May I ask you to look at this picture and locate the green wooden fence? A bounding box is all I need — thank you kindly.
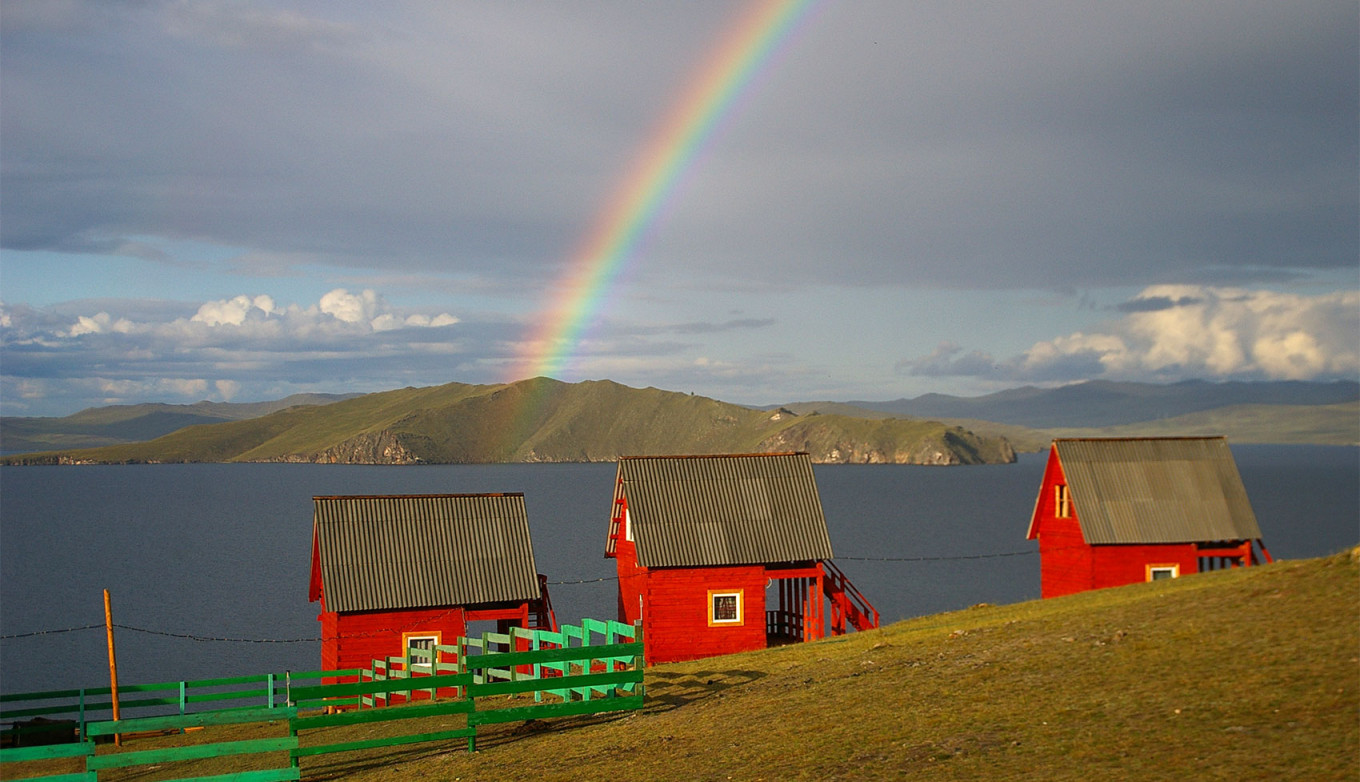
[0,619,642,781]
[0,669,361,742]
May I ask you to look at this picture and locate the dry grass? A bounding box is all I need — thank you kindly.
[10,550,1357,781]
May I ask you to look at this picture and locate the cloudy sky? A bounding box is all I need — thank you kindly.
[2,0,1356,417]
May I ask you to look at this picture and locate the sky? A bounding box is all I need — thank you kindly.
[1,0,1356,418]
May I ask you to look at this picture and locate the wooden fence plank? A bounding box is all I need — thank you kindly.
[12,772,96,782]
[462,641,640,669]
[84,706,296,736]
[169,768,300,782]
[85,737,298,771]
[289,672,469,702]
[468,694,644,726]
[0,704,97,719]
[468,669,640,699]
[290,728,475,759]
[290,700,473,732]
[0,740,94,762]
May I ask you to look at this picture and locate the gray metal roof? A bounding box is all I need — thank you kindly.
[608,452,834,568]
[1052,437,1262,545]
[312,493,541,613]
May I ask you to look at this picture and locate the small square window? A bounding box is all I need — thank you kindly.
[402,633,440,671]
[708,590,743,626]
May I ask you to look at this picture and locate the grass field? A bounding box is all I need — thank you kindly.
[10,549,1356,781]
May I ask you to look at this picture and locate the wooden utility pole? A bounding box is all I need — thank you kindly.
[103,589,121,746]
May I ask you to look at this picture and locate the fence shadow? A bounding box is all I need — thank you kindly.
[642,669,766,713]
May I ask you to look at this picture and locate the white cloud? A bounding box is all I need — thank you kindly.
[1086,286,1359,380]
[215,379,241,400]
[66,312,134,336]
[318,288,382,325]
[0,289,470,414]
[905,286,1360,383]
[405,313,461,328]
[191,294,276,326]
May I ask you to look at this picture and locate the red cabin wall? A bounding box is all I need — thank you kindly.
[1035,521,1094,598]
[1030,448,1096,598]
[1031,445,1203,597]
[1090,543,1199,589]
[640,565,768,665]
[611,499,647,628]
[611,497,771,664]
[320,605,468,674]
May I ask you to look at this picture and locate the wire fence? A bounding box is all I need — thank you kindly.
[0,547,1039,643]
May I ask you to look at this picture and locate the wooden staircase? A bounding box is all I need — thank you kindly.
[529,573,559,632]
[822,559,879,635]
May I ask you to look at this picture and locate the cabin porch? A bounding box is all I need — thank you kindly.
[1197,539,1274,572]
[765,560,879,646]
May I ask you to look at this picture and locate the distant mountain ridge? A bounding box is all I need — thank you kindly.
[4,378,1354,462]
[0,393,359,454]
[833,379,1360,429]
[0,379,1016,466]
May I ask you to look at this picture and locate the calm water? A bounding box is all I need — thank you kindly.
[1,446,1355,694]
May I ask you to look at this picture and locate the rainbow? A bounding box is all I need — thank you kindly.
[504,0,819,383]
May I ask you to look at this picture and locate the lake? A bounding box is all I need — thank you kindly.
[1,445,1355,694]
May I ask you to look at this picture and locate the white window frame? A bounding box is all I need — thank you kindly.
[708,590,743,626]
[624,508,633,542]
[402,632,441,672]
[1146,564,1179,582]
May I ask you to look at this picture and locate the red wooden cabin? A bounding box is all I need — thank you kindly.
[309,493,556,674]
[1027,437,1271,599]
[604,452,878,665]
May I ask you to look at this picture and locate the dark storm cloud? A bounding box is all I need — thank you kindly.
[2,1,1353,292]
[1114,295,1204,314]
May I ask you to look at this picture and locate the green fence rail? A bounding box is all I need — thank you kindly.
[0,668,363,742]
[0,619,642,780]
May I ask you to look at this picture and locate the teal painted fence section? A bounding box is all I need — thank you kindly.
[0,619,642,779]
[0,668,363,741]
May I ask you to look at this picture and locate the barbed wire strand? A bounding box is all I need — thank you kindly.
[0,548,1046,643]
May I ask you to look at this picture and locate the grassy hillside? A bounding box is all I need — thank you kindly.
[851,379,1360,429]
[782,399,1360,451]
[0,378,1015,466]
[1049,400,1360,446]
[27,550,1354,781]
[0,394,355,454]
[333,549,1360,780]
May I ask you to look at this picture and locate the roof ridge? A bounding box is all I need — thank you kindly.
[617,451,808,461]
[1053,436,1226,443]
[313,492,524,500]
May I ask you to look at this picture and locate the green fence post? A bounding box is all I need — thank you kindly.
[289,702,300,773]
[179,680,187,718]
[267,673,275,709]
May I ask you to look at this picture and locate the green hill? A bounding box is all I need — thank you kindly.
[0,393,356,454]
[1048,400,1360,446]
[20,550,1352,780]
[345,549,1360,780]
[0,378,1016,466]
[780,398,1360,451]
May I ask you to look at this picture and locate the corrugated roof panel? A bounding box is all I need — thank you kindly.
[614,453,834,568]
[312,493,541,613]
[1055,438,1261,545]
